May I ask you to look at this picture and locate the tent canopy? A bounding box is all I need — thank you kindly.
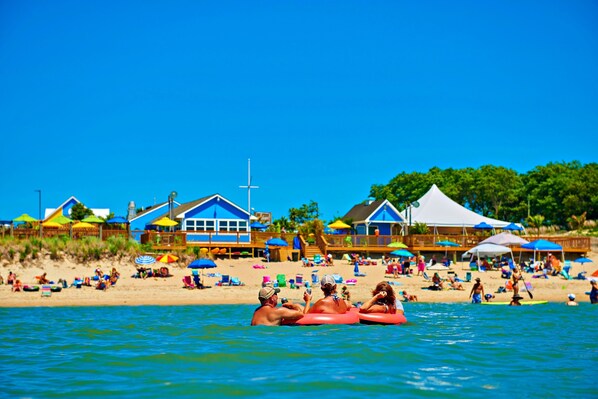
[521,239,562,251]
[401,184,523,228]
[479,232,529,246]
[463,243,512,258]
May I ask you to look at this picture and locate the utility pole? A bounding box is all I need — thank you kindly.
[239,159,259,215]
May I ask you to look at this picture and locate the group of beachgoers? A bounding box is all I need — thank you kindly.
[1,267,122,292]
[251,275,415,326]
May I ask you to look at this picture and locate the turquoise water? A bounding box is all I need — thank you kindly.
[1,304,596,398]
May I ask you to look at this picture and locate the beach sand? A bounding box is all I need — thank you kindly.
[1,251,597,307]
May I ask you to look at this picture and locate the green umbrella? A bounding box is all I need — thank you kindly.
[52,215,73,224]
[387,241,408,248]
[82,215,104,224]
[13,213,37,223]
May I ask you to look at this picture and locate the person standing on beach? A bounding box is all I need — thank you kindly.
[308,275,351,314]
[589,279,598,304]
[469,278,486,303]
[251,286,311,326]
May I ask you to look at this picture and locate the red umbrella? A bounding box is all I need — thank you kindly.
[157,254,179,263]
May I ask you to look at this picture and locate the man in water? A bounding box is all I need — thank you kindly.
[566,293,578,306]
[308,275,351,314]
[469,277,487,304]
[251,286,311,326]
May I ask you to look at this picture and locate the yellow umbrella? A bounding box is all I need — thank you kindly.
[387,241,408,248]
[153,217,178,227]
[72,222,96,229]
[42,221,62,228]
[328,220,351,229]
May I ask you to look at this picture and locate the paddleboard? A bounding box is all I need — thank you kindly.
[481,301,548,306]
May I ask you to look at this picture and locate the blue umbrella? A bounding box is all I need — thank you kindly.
[187,259,217,269]
[435,240,461,247]
[107,216,129,224]
[502,222,523,231]
[574,257,593,264]
[473,222,494,230]
[250,222,268,230]
[265,238,288,247]
[521,239,562,251]
[390,249,414,257]
[135,255,156,265]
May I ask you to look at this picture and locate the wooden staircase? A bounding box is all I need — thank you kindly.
[303,245,322,260]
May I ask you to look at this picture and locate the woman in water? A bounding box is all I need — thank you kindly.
[360,281,404,315]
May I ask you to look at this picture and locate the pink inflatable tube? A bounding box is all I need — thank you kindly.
[282,311,360,326]
[357,311,407,325]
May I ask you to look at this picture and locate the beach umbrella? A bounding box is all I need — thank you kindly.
[107,216,129,224]
[82,215,104,224]
[328,220,351,230]
[72,222,96,229]
[13,213,37,223]
[387,241,408,248]
[52,215,73,224]
[502,222,523,231]
[473,222,494,230]
[574,257,593,264]
[390,249,414,258]
[435,240,461,247]
[135,255,156,265]
[265,238,288,247]
[250,222,268,230]
[188,258,217,285]
[153,217,178,227]
[157,254,179,263]
[41,221,62,228]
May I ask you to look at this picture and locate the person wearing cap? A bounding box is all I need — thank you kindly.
[566,294,578,306]
[469,277,487,304]
[509,295,523,306]
[251,286,311,326]
[308,275,351,314]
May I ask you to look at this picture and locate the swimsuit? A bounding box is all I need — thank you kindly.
[471,293,482,304]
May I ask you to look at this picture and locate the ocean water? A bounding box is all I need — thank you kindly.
[0,303,596,399]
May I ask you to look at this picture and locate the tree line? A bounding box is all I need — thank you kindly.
[369,161,597,228]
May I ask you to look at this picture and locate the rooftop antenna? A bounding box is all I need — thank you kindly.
[239,158,259,215]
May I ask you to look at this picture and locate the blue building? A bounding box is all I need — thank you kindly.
[147,194,251,244]
[128,201,180,241]
[343,199,404,235]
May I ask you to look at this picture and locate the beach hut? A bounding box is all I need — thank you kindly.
[343,199,404,237]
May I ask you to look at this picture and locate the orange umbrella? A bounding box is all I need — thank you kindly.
[156,254,179,263]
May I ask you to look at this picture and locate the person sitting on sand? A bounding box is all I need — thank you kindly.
[469,278,486,304]
[432,273,444,289]
[251,286,311,326]
[566,293,578,306]
[448,275,464,291]
[12,279,23,292]
[109,268,120,285]
[37,272,50,284]
[308,275,351,314]
[360,281,404,315]
[96,279,108,291]
[341,285,351,302]
[402,290,418,302]
[509,294,523,306]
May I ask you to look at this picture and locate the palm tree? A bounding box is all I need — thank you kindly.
[526,214,545,237]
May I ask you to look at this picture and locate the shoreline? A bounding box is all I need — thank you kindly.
[1,255,596,308]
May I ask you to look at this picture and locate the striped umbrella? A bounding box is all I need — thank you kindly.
[135,255,156,265]
[157,254,179,264]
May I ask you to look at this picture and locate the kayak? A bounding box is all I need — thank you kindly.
[481,301,548,306]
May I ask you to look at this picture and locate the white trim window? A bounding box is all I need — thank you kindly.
[218,220,249,232]
[185,219,215,232]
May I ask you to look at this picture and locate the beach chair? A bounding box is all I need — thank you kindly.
[262,275,271,286]
[276,274,287,288]
[182,276,195,289]
[219,275,231,286]
[295,274,304,288]
[385,264,394,275]
[342,254,352,264]
[231,277,243,286]
[311,273,319,285]
[332,274,343,284]
[465,272,472,282]
[41,285,52,297]
[313,254,323,265]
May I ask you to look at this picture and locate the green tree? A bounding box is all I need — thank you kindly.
[526,214,545,236]
[70,203,93,221]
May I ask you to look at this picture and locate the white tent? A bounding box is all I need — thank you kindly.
[463,243,513,258]
[479,232,529,246]
[401,184,523,231]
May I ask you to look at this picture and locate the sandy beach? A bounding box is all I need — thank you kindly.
[1,251,597,307]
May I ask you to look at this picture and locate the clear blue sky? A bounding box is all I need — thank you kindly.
[1,0,597,222]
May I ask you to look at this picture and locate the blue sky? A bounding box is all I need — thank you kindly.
[1,0,597,222]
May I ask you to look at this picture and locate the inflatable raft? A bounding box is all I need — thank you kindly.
[282,311,360,326]
[481,301,548,306]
